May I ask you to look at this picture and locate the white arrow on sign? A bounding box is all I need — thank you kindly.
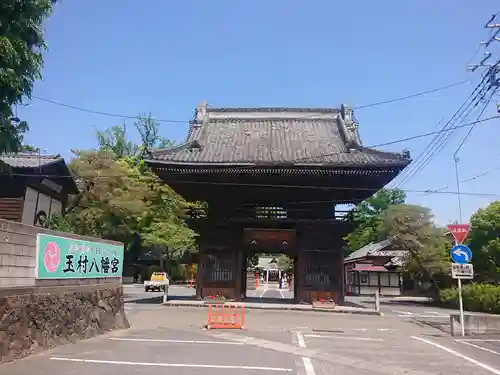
[453,248,470,262]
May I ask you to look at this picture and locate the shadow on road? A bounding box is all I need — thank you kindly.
[125,295,163,304]
[357,299,437,307]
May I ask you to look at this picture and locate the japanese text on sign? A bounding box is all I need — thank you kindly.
[451,263,474,280]
[36,234,124,279]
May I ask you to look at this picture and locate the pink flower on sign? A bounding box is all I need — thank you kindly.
[43,241,61,273]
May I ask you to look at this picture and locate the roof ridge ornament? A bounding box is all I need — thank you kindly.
[194,101,209,126]
[338,104,362,151]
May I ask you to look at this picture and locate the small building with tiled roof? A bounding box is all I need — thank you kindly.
[344,240,409,296]
[0,153,78,225]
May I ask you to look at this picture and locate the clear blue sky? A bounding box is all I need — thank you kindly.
[18,0,500,225]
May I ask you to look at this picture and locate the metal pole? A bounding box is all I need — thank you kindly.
[374,290,380,313]
[458,277,465,336]
[454,156,463,223]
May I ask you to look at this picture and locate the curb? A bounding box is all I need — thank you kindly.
[162,302,383,316]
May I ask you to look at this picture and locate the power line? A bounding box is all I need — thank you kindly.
[2,172,499,198]
[30,79,470,123]
[395,79,490,187]
[352,80,469,110]
[286,115,500,164]
[423,164,500,195]
[393,76,491,188]
[31,96,189,124]
[454,89,496,157]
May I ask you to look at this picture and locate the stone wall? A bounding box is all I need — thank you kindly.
[0,283,129,363]
[0,219,129,363]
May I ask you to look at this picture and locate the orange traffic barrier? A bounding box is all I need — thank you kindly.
[206,303,245,330]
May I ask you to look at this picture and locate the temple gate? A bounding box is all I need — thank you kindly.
[146,103,410,304]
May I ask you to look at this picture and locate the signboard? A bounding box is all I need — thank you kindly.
[243,229,296,246]
[36,234,124,279]
[450,244,472,264]
[447,224,470,244]
[451,263,474,280]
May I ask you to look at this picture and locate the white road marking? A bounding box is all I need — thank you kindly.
[354,328,367,331]
[50,357,292,372]
[259,287,268,298]
[458,341,500,355]
[394,310,414,315]
[457,339,500,342]
[296,332,307,348]
[279,289,284,299]
[411,336,500,375]
[425,310,448,315]
[109,338,244,345]
[397,314,448,318]
[302,357,316,375]
[305,334,383,342]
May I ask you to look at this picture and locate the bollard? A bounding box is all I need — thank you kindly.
[163,284,169,303]
[374,290,380,313]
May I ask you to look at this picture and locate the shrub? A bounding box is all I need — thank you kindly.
[440,283,500,314]
[147,265,161,277]
[168,263,188,282]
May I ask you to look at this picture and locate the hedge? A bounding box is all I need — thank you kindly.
[440,283,500,314]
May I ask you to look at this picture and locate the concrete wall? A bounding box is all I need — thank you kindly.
[450,312,500,336]
[0,218,122,287]
[0,219,128,363]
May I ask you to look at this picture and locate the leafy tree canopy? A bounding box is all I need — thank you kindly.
[96,113,175,159]
[0,0,55,152]
[378,204,449,294]
[468,201,500,282]
[45,114,202,260]
[345,188,406,251]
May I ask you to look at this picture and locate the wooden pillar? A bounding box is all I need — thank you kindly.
[234,248,243,301]
[294,250,304,303]
[338,249,345,304]
[195,249,205,299]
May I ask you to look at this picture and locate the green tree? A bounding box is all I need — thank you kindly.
[96,114,175,159]
[378,204,449,296]
[468,201,500,282]
[96,123,138,158]
[0,0,55,152]
[277,254,293,273]
[345,188,406,251]
[45,150,201,258]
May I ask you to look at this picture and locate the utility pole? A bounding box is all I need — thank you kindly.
[460,14,500,219]
[467,13,500,88]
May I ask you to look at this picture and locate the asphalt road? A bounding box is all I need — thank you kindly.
[4,305,500,375]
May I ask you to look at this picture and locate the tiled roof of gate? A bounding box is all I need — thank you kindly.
[148,105,411,167]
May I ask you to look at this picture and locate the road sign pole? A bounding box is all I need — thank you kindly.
[457,277,465,336]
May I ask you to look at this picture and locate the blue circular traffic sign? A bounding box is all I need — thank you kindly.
[450,244,472,264]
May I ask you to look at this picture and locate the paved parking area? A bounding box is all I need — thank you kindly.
[2,327,297,374]
[2,306,500,375]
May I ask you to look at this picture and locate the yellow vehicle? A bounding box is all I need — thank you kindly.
[144,272,169,292]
